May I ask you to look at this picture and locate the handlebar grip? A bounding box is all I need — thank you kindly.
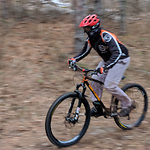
[69,62,77,71]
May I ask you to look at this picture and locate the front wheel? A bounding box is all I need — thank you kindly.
[113,83,148,130]
[45,92,91,147]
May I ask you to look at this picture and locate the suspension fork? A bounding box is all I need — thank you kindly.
[68,98,76,116]
[66,96,81,124]
[66,83,86,123]
[74,83,86,121]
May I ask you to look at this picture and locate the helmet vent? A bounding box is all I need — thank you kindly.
[79,14,100,28]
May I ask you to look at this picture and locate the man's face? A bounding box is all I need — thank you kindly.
[83,26,92,34]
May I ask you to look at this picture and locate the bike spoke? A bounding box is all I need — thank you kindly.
[119,87,144,126]
[113,83,148,130]
[50,97,86,142]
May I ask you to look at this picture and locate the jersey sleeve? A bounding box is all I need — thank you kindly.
[73,39,92,62]
[101,32,122,69]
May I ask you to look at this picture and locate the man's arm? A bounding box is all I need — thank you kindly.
[73,39,92,62]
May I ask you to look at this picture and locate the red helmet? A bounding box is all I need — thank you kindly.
[79,14,100,28]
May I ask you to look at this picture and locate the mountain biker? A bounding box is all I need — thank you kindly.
[68,14,135,117]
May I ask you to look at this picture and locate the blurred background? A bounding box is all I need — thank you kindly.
[0,0,150,150]
[0,0,150,52]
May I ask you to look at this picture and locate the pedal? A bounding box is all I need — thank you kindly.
[93,113,104,118]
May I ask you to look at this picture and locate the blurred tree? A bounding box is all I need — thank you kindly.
[131,0,140,16]
[73,0,86,53]
[120,0,126,35]
[0,0,10,69]
[1,0,9,19]
[134,0,140,15]
[86,0,103,25]
[85,0,102,15]
[94,0,103,25]
[73,0,103,53]
[13,0,29,20]
[35,0,42,20]
[127,0,140,16]
[86,0,93,14]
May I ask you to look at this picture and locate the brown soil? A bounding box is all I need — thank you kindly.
[0,18,150,150]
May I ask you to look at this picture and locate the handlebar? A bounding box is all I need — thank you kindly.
[69,62,104,85]
[69,62,98,75]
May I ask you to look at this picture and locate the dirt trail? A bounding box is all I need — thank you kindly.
[0,19,150,150]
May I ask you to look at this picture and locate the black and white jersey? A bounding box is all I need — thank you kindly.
[73,28,129,69]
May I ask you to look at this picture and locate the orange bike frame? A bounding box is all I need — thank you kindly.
[81,75,106,109]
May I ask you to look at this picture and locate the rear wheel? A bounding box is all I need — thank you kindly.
[45,92,91,147]
[113,83,148,130]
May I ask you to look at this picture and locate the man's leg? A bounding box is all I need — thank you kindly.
[104,57,132,109]
[90,60,107,117]
[90,60,107,101]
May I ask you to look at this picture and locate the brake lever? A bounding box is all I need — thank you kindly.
[69,62,77,71]
[69,62,74,68]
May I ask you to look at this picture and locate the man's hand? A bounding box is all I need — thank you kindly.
[68,58,76,67]
[97,67,107,74]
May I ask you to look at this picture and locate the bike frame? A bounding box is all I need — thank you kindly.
[76,73,107,110]
[68,64,111,122]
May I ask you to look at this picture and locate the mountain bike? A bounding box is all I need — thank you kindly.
[45,63,148,147]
